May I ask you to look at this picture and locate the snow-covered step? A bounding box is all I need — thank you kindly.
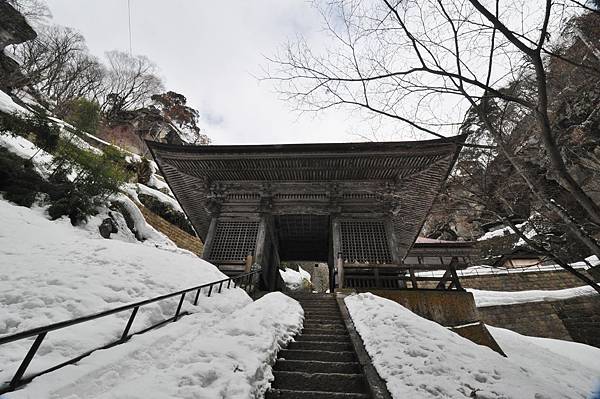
[289,340,354,351]
[279,349,357,362]
[266,389,370,399]
[274,359,361,374]
[296,334,351,342]
[301,327,348,336]
[268,293,375,397]
[271,371,367,393]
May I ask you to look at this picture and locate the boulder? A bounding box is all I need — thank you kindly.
[98,217,118,239]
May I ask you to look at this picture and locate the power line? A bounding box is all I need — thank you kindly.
[127,0,132,55]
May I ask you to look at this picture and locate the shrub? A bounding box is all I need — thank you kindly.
[137,193,195,235]
[46,142,133,224]
[0,148,48,207]
[0,111,61,153]
[61,98,101,134]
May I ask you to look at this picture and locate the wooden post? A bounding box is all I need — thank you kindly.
[337,254,345,289]
[331,217,342,289]
[254,216,270,289]
[244,254,253,273]
[384,218,402,264]
[201,217,218,261]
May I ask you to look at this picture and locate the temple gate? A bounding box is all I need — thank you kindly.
[147,137,464,291]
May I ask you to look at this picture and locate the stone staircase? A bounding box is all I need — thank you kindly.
[266,293,371,398]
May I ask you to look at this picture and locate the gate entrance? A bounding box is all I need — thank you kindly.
[147,137,464,290]
[275,214,329,262]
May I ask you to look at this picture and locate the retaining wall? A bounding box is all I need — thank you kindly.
[458,269,590,291]
[138,204,204,256]
[478,294,600,348]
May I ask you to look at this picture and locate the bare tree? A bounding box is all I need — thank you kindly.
[6,0,51,26]
[102,50,164,117]
[15,25,106,113]
[266,0,600,260]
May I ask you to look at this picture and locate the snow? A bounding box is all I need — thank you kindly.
[0,132,54,176]
[469,285,600,307]
[345,293,600,399]
[279,266,312,291]
[125,182,183,213]
[488,326,600,374]
[5,292,303,399]
[0,90,29,114]
[0,199,232,385]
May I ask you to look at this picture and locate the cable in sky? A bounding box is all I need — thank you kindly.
[127,0,133,55]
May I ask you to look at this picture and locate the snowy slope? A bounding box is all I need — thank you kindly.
[6,292,303,399]
[0,199,242,386]
[345,293,600,399]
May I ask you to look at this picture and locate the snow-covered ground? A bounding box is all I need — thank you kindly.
[6,292,303,399]
[0,199,302,396]
[0,90,28,114]
[345,293,600,399]
[469,285,599,307]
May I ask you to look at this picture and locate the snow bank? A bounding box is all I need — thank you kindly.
[0,90,28,114]
[470,285,599,307]
[345,293,600,399]
[488,326,600,375]
[0,199,237,384]
[7,292,303,399]
[279,266,311,291]
[0,132,54,176]
[123,182,183,213]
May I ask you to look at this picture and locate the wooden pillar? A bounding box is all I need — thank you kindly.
[331,217,342,289]
[384,218,402,264]
[201,217,218,261]
[254,216,268,267]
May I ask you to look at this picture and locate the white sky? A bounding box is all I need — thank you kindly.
[44,0,390,145]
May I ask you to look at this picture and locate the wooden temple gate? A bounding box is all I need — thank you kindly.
[147,137,465,291]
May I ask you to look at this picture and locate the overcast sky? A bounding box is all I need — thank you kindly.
[44,0,386,145]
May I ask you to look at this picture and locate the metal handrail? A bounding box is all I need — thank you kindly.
[0,269,261,393]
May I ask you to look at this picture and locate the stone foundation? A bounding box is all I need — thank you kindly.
[458,270,590,291]
[478,294,600,348]
[337,289,504,354]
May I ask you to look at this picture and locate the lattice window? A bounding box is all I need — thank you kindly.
[340,220,392,264]
[209,220,259,263]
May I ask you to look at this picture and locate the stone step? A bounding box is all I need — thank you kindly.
[302,308,341,313]
[265,389,370,399]
[303,310,341,315]
[288,293,336,298]
[305,316,345,323]
[289,341,354,352]
[278,349,356,362]
[271,371,367,393]
[301,328,348,336]
[296,334,351,342]
[274,359,361,374]
[303,322,346,330]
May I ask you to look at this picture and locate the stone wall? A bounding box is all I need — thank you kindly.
[478,294,600,348]
[458,269,589,291]
[138,204,204,256]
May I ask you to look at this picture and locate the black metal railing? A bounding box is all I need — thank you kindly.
[0,269,261,394]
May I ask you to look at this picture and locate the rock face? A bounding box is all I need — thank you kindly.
[0,0,36,91]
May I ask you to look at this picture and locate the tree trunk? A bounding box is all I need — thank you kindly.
[502,217,600,294]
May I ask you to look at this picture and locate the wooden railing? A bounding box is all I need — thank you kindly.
[337,255,464,291]
[0,269,261,394]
